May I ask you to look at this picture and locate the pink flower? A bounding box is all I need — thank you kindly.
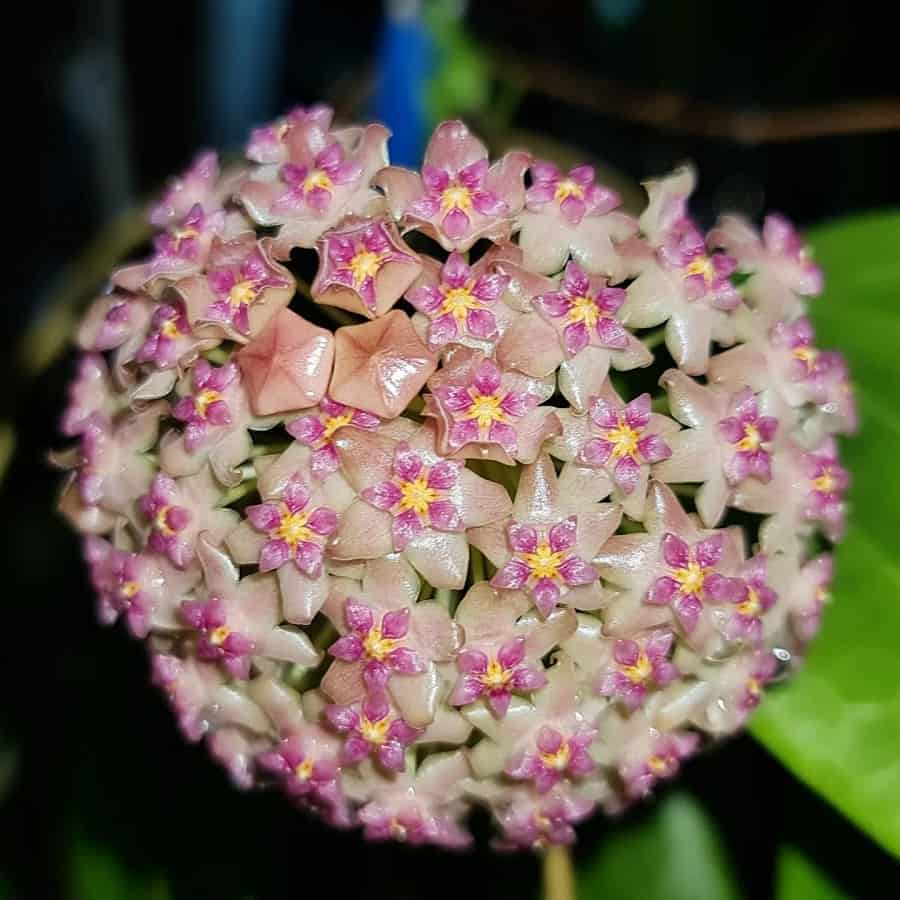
[60,354,121,438]
[376,120,529,251]
[135,303,193,369]
[450,638,547,718]
[150,653,225,741]
[505,724,596,793]
[331,425,511,589]
[801,438,849,541]
[325,693,421,772]
[596,631,679,709]
[171,360,240,452]
[494,787,594,850]
[740,651,779,712]
[245,473,338,576]
[149,151,220,228]
[552,380,678,518]
[256,733,341,801]
[621,730,700,799]
[286,397,380,481]
[788,554,833,643]
[719,555,778,645]
[273,141,363,215]
[492,517,598,618]
[240,119,389,255]
[717,388,779,485]
[201,241,292,336]
[407,250,510,350]
[245,104,333,164]
[426,350,560,464]
[535,261,629,357]
[139,474,191,565]
[312,217,422,318]
[76,292,154,355]
[360,442,463,550]
[623,167,741,374]
[526,162,620,226]
[181,596,257,679]
[328,598,425,683]
[647,532,745,633]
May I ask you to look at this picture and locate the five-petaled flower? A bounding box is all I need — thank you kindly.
[450,637,547,718]
[328,598,425,683]
[647,532,744,633]
[286,397,380,481]
[720,555,778,644]
[325,693,421,772]
[407,251,510,350]
[578,392,673,494]
[172,360,238,451]
[596,631,679,709]
[245,473,338,575]
[802,438,849,541]
[360,442,463,551]
[718,388,779,485]
[621,730,700,799]
[181,596,256,679]
[255,733,341,801]
[492,517,598,618]
[505,725,596,793]
[139,474,192,567]
[273,141,363,215]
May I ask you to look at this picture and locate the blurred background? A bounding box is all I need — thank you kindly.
[3,1,898,897]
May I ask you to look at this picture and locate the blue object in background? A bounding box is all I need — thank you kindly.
[373,0,435,166]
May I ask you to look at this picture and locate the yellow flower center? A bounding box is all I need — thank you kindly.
[684,256,715,285]
[606,420,640,460]
[623,652,653,684]
[441,286,480,322]
[120,581,140,599]
[303,169,333,194]
[390,818,408,841]
[322,411,354,440]
[440,184,473,213]
[815,586,830,605]
[554,179,584,202]
[736,422,762,451]
[154,506,175,536]
[362,626,399,662]
[209,625,231,645]
[349,249,383,285]
[398,475,439,517]
[160,319,180,339]
[737,587,762,617]
[228,280,258,308]
[481,658,513,690]
[540,741,571,771]
[674,561,706,595]
[792,346,818,370]
[465,391,507,429]
[275,509,313,547]
[647,754,671,775]
[172,226,199,248]
[746,677,762,699]
[194,389,221,418]
[567,295,600,329]
[812,470,836,493]
[524,542,567,580]
[359,715,390,745]
[294,759,314,781]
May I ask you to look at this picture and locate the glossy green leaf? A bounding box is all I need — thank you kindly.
[577,791,741,900]
[776,845,849,900]
[750,211,900,858]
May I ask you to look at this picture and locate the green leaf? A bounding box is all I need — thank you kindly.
[577,791,741,900]
[776,845,849,900]
[750,211,900,858]
[67,830,170,900]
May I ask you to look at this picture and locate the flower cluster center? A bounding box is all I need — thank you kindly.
[229,280,258,309]
[554,179,583,202]
[194,389,221,418]
[674,561,706,595]
[440,183,472,213]
[684,256,715,285]
[466,391,507,429]
[481,658,514,691]
[736,422,762,451]
[540,740,571,771]
[362,625,400,661]
[359,715,390,745]
[567,295,601,329]
[349,248,385,285]
[441,286,480,322]
[606,419,641,460]
[274,508,314,547]
[623,652,653,684]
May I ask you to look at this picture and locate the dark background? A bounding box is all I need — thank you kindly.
[3,1,898,897]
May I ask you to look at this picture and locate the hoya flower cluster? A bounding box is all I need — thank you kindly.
[56,107,855,850]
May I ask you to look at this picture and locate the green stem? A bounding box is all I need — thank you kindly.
[220,477,258,507]
[470,547,486,585]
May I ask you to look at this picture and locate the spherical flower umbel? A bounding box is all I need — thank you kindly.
[55,107,855,850]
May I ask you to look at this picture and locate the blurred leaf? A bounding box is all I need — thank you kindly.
[67,830,170,900]
[750,212,900,858]
[577,790,741,900]
[424,0,491,124]
[776,845,848,899]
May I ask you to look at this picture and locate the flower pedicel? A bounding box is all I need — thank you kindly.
[55,110,855,851]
